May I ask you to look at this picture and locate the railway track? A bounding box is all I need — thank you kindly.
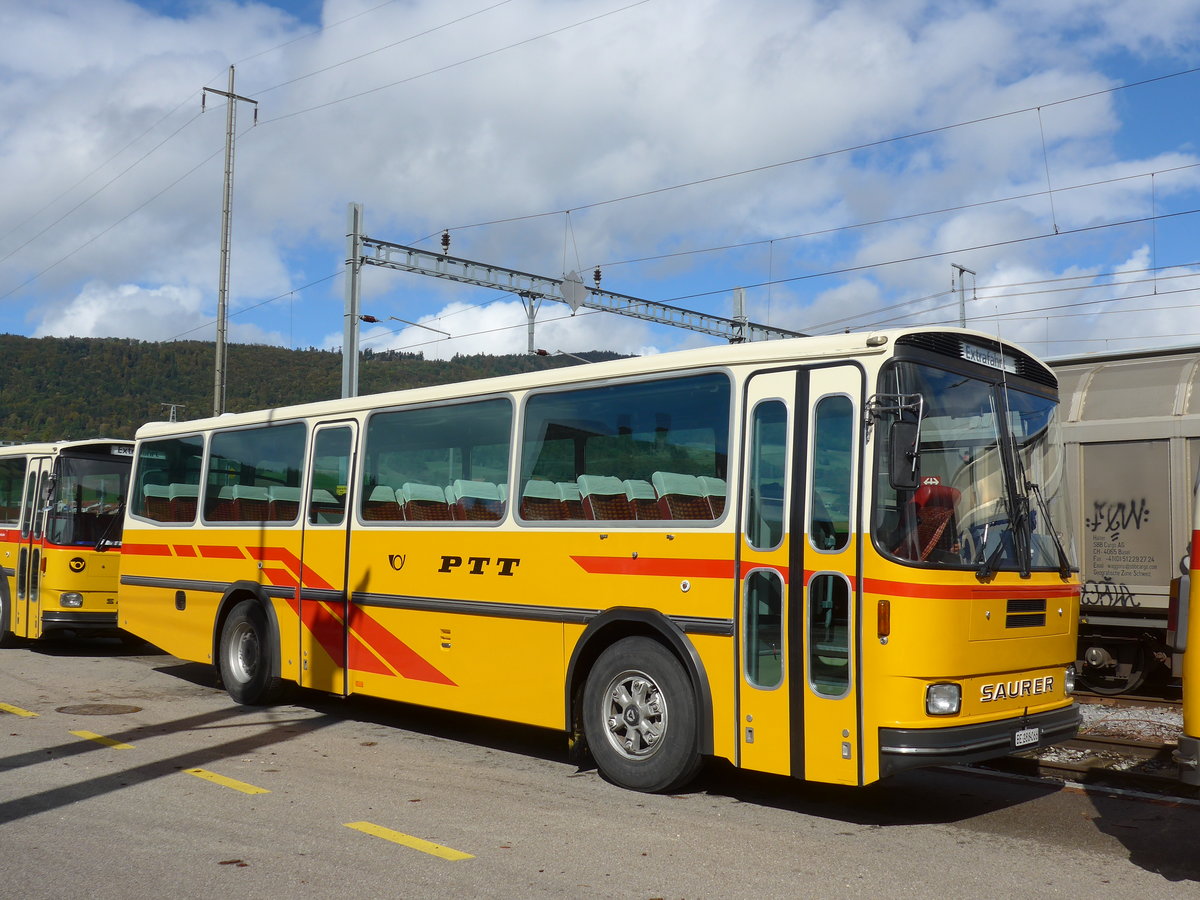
[973,693,1194,796]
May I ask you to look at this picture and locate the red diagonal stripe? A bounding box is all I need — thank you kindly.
[349,606,456,686]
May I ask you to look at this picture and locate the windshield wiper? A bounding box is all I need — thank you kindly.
[93,500,125,552]
[976,496,1026,581]
[1027,480,1075,579]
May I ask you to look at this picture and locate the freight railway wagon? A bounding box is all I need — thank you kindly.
[118,328,1079,792]
[0,439,133,644]
[1050,347,1200,694]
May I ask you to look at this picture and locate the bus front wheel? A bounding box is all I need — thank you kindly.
[218,600,285,705]
[0,591,15,648]
[582,636,702,793]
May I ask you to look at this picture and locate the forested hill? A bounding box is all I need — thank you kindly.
[0,334,625,442]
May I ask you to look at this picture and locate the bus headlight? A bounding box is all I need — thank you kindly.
[59,592,84,608]
[926,683,961,716]
[1064,664,1077,695]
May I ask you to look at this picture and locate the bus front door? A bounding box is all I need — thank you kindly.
[799,365,862,785]
[737,366,864,784]
[737,371,798,776]
[15,457,50,640]
[297,422,357,695]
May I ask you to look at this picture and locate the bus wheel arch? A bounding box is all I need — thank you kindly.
[214,583,287,705]
[567,609,712,792]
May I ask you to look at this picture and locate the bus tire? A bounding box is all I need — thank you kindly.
[218,600,286,705]
[0,590,15,648]
[582,636,702,793]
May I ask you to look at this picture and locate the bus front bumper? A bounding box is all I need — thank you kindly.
[41,611,119,634]
[879,704,1081,778]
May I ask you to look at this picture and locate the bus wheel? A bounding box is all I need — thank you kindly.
[218,600,285,705]
[582,636,702,793]
[0,592,15,648]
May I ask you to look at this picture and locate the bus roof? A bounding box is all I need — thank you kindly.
[0,438,133,457]
[134,326,1047,439]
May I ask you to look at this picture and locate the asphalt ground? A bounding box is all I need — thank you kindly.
[2,636,1199,898]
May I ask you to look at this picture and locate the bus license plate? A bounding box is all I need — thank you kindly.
[1014,727,1039,748]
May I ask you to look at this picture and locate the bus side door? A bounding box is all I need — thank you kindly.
[737,370,798,776]
[800,366,862,785]
[298,422,357,695]
[16,457,50,640]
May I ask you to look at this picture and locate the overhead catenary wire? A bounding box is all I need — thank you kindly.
[2,11,1196,355]
[425,65,1200,241]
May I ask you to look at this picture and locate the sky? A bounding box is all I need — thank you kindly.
[1,0,1198,367]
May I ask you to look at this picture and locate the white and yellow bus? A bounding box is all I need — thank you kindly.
[1177,470,1200,784]
[0,440,133,645]
[118,328,1079,791]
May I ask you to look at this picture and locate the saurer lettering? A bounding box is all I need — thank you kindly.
[979,676,1054,703]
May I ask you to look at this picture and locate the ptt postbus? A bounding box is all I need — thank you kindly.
[117,328,1080,791]
[0,439,133,645]
[1175,470,1199,785]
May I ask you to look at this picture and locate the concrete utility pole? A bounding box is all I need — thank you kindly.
[343,202,364,399]
[203,66,258,416]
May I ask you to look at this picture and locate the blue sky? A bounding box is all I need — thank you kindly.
[1,0,1198,365]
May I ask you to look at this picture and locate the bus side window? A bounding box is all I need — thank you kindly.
[308,427,352,525]
[203,424,305,524]
[519,373,731,523]
[0,457,25,526]
[131,436,205,523]
[746,400,787,550]
[362,398,513,525]
[810,395,853,552]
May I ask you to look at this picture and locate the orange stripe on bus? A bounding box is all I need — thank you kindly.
[122,543,173,556]
[860,577,1079,600]
[570,555,1074,601]
[571,555,739,580]
[173,545,197,557]
[199,545,245,559]
[246,546,333,591]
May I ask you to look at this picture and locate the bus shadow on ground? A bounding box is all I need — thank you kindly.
[1088,791,1200,883]
[689,761,1062,826]
[300,690,569,765]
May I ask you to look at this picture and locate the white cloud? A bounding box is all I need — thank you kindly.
[33,279,285,345]
[1,0,1198,359]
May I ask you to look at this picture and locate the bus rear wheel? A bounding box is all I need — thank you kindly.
[218,600,286,705]
[582,636,702,793]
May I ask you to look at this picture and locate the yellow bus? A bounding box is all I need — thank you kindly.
[0,439,133,645]
[118,328,1079,791]
[1177,473,1199,785]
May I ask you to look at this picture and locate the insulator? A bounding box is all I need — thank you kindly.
[593,266,601,288]
[441,230,450,255]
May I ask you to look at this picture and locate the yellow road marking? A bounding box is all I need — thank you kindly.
[0,702,38,717]
[183,768,269,794]
[345,821,474,860]
[70,730,134,749]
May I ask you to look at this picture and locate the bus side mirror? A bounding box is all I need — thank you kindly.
[889,420,920,490]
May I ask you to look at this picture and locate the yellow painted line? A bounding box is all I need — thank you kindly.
[70,730,134,750]
[0,702,38,718]
[345,821,474,861]
[183,768,269,795]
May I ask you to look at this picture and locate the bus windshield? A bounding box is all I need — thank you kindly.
[873,360,1073,575]
[46,453,130,547]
